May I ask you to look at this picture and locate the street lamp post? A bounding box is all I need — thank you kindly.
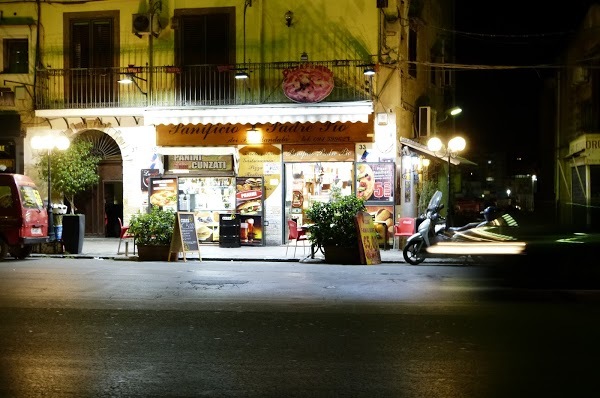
[427,135,466,228]
[31,135,70,242]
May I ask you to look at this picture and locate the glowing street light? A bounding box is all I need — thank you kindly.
[427,135,466,227]
[31,135,70,242]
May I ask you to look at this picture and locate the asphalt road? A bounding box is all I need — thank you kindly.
[0,257,599,397]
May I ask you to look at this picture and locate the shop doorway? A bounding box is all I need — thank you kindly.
[72,130,123,236]
[283,162,354,229]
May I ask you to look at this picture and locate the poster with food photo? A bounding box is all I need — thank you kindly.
[235,177,263,215]
[148,177,178,212]
[356,162,395,202]
[236,177,264,246]
[365,205,395,249]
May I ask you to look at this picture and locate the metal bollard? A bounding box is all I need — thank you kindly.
[125,241,129,256]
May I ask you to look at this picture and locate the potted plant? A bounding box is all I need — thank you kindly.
[35,139,101,253]
[305,187,366,264]
[127,206,176,261]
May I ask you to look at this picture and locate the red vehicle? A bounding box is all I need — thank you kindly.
[0,173,49,259]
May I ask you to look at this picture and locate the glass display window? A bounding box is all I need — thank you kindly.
[284,162,354,226]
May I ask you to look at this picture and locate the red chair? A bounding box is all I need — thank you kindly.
[393,217,415,250]
[117,217,136,255]
[286,219,309,257]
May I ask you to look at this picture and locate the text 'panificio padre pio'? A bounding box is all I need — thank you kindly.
[156,118,373,146]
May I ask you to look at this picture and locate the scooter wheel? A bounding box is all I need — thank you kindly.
[403,241,425,265]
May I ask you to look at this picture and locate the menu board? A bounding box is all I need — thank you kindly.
[356,162,394,203]
[169,212,201,262]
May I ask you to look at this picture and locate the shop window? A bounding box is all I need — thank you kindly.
[3,38,28,74]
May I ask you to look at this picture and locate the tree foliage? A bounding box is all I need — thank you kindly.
[35,140,101,214]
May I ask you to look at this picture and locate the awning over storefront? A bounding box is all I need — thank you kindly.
[143,102,373,125]
[400,137,476,166]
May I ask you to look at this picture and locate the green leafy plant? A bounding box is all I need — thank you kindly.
[305,188,366,248]
[127,206,176,246]
[418,178,439,215]
[35,140,101,214]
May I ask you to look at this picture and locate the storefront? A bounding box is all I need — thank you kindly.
[151,107,386,246]
[563,134,600,228]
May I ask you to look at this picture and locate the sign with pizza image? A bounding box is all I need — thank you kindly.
[356,162,395,203]
[148,177,178,211]
[282,64,334,103]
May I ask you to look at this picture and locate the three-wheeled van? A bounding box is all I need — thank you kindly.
[0,174,49,259]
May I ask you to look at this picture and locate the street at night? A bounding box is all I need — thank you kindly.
[1,257,599,397]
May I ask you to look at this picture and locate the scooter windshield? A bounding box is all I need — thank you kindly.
[427,191,443,211]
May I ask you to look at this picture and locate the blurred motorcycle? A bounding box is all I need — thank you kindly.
[402,191,522,265]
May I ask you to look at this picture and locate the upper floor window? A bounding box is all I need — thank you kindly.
[408,27,417,78]
[3,39,28,74]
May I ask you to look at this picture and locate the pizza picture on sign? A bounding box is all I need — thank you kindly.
[356,164,375,201]
[282,64,334,103]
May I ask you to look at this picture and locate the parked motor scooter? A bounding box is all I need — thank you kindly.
[402,191,520,265]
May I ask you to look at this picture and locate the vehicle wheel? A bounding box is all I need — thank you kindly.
[403,241,425,265]
[0,240,8,261]
[10,245,32,260]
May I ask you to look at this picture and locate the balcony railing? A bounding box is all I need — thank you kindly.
[35,60,373,110]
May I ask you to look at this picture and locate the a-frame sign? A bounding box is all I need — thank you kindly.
[169,212,202,262]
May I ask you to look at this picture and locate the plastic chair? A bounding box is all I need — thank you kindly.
[117,217,136,255]
[393,217,415,250]
[286,219,309,257]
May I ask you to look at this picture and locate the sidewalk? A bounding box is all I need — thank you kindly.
[32,237,424,264]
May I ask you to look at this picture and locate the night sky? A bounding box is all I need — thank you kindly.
[453,0,598,170]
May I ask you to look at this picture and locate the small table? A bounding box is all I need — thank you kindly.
[300,224,324,260]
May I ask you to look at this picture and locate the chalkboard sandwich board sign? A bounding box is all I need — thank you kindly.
[169,212,202,262]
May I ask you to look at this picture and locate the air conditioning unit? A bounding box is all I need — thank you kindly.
[132,14,150,34]
[418,106,431,137]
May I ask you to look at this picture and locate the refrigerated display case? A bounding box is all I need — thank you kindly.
[177,176,236,243]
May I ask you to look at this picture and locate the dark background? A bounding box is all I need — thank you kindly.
[453,0,598,172]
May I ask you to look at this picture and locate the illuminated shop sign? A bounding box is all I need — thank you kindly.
[167,155,234,172]
[156,118,373,146]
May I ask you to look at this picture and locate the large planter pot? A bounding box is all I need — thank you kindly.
[137,244,171,261]
[323,245,361,265]
[62,214,85,254]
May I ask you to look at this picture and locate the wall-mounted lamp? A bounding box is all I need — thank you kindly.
[300,52,308,62]
[117,73,147,95]
[436,106,462,124]
[246,125,262,144]
[363,66,376,76]
[285,10,293,27]
[235,71,250,80]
